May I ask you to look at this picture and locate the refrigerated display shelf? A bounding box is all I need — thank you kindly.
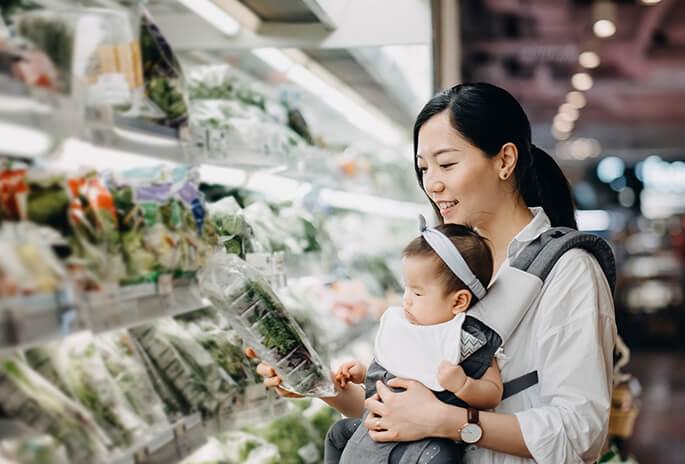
[0,283,209,355]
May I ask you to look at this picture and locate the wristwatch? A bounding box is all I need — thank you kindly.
[459,408,483,444]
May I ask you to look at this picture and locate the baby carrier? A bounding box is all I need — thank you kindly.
[338,227,616,464]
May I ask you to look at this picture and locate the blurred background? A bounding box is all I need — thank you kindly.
[0,0,683,463]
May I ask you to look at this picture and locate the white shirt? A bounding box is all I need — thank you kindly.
[466,207,617,464]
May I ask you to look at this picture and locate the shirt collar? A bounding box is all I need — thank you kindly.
[506,207,552,260]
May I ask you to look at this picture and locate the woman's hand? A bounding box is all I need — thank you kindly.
[244,347,303,398]
[364,378,456,442]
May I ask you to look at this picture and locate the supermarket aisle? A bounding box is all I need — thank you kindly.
[623,352,685,464]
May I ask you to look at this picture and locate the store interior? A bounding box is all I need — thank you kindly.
[0,0,683,463]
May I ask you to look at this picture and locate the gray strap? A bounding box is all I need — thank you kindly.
[419,215,487,299]
[502,370,538,400]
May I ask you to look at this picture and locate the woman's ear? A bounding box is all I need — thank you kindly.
[497,142,518,180]
[451,289,472,314]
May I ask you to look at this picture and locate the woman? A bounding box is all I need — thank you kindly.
[251,83,617,463]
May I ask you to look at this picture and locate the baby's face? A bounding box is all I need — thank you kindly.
[400,255,461,325]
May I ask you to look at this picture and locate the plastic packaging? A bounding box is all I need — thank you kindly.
[130,317,237,417]
[198,252,336,397]
[94,331,169,428]
[181,431,280,464]
[50,333,148,448]
[208,196,260,257]
[0,357,111,462]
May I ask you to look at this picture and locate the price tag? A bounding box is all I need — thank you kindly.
[157,274,173,295]
[246,253,273,278]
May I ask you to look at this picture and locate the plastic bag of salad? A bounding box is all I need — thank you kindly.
[198,252,336,397]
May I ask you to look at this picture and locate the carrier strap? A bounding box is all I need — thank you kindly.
[502,370,538,400]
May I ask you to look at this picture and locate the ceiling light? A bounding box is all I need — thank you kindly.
[572,72,594,91]
[579,51,601,69]
[559,103,579,121]
[553,115,574,133]
[252,48,407,146]
[576,210,610,231]
[641,0,662,5]
[566,91,587,109]
[176,0,241,37]
[552,127,571,141]
[593,1,617,38]
[593,19,616,38]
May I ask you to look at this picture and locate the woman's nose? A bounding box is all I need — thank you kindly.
[424,174,445,194]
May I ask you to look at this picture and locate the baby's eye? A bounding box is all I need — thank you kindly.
[417,166,427,173]
[414,292,422,297]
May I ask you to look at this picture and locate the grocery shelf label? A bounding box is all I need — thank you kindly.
[157,274,174,295]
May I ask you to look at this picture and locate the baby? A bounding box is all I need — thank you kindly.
[325,222,503,464]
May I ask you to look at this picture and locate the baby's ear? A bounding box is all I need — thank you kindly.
[451,289,472,314]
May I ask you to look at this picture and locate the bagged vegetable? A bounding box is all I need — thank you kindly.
[130,318,236,417]
[138,7,188,128]
[243,402,322,464]
[66,172,126,285]
[0,433,69,464]
[94,331,169,428]
[50,333,148,448]
[208,196,260,257]
[0,222,68,295]
[198,252,335,397]
[176,309,257,392]
[181,431,280,464]
[0,357,111,462]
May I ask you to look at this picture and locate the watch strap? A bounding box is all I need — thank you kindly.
[467,407,480,425]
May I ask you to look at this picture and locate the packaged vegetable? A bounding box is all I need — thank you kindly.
[0,357,111,462]
[181,431,280,464]
[66,172,126,285]
[50,333,148,448]
[208,196,260,257]
[176,309,257,392]
[130,318,236,417]
[138,7,188,128]
[243,402,322,464]
[0,433,69,464]
[0,167,28,221]
[94,331,169,428]
[198,252,335,397]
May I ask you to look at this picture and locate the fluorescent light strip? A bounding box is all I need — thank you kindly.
[319,188,431,220]
[0,121,52,157]
[252,47,407,147]
[177,0,241,37]
[58,138,179,171]
[576,210,610,231]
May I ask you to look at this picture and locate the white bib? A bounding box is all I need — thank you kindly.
[374,306,465,391]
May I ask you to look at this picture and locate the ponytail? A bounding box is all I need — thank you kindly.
[520,145,577,229]
[414,83,577,229]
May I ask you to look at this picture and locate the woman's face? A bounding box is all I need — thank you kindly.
[416,111,503,227]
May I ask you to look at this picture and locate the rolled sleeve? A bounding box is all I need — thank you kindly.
[515,251,616,463]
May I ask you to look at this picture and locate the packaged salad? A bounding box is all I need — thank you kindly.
[198,252,335,397]
[0,357,111,462]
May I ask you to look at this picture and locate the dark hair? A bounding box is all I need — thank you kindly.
[413,83,577,229]
[402,224,493,300]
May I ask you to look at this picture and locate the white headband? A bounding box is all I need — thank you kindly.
[419,215,487,300]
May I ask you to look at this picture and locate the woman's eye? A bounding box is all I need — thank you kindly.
[439,162,457,169]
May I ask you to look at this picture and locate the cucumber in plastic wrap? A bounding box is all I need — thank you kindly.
[198,252,336,398]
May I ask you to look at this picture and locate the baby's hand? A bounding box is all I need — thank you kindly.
[334,361,366,388]
[438,360,468,393]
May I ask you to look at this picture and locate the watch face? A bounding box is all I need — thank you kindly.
[461,423,483,444]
